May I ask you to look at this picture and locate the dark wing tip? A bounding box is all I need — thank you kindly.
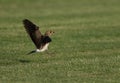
[23,19,39,31]
[23,19,29,23]
[23,19,32,25]
[23,19,28,21]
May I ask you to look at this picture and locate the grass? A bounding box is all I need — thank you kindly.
[0,0,120,83]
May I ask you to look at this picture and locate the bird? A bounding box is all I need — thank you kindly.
[23,19,54,54]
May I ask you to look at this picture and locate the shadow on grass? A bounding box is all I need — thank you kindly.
[19,59,31,63]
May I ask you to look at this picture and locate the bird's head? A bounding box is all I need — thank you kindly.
[45,30,55,36]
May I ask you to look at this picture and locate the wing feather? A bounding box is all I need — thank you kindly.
[23,19,42,48]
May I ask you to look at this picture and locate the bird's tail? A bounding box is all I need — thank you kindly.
[27,50,36,55]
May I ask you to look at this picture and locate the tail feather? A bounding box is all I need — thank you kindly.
[27,50,36,55]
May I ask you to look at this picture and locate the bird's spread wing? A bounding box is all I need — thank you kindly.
[23,19,42,48]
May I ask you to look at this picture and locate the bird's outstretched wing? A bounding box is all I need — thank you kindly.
[23,19,42,48]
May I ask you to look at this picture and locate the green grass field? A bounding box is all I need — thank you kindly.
[0,0,120,83]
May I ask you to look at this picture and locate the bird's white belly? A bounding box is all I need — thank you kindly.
[36,43,49,52]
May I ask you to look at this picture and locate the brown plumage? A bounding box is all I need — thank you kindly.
[23,19,54,54]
